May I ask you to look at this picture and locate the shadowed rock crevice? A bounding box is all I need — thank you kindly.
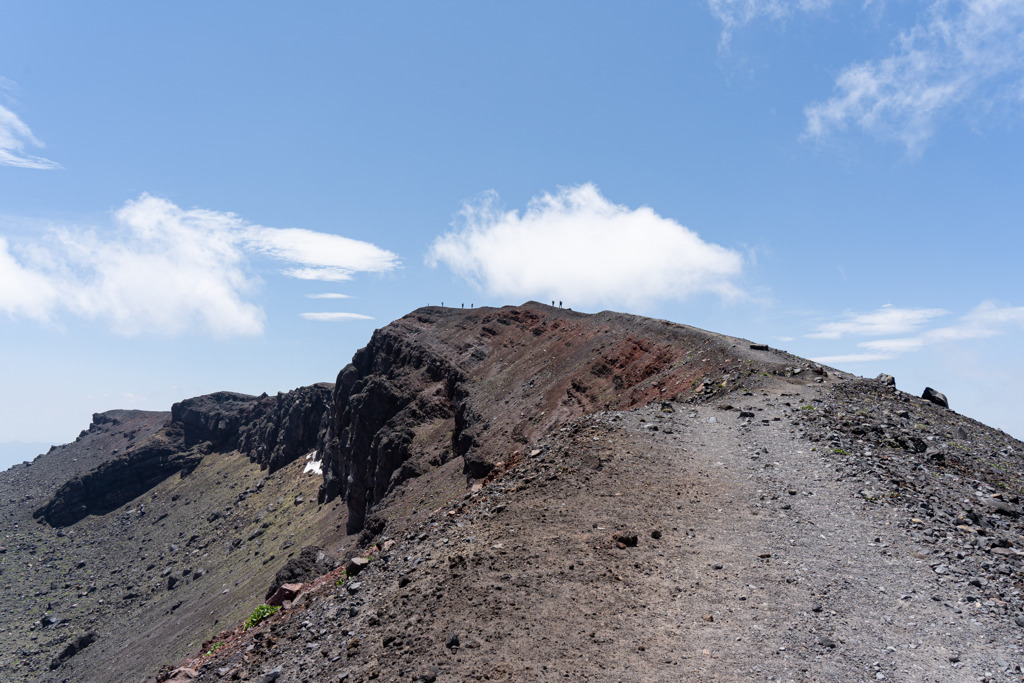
[318,326,466,534]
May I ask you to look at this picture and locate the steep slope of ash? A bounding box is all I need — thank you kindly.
[1,387,338,683]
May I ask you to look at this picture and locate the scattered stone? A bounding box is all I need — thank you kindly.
[345,556,370,576]
[613,531,638,548]
[651,530,662,539]
[259,665,283,683]
[414,666,441,683]
[876,374,895,386]
[445,633,460,650]
[267,582,302,607]
[921,387,949,408]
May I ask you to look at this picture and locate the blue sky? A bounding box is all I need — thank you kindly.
[2,1,1022,468]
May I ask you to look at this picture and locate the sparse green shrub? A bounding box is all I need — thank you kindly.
[243,604,279,630]
[800,405,815,411]
[205,641,225,656]
[831,448,848,455]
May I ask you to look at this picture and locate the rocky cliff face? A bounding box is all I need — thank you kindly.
[238,383,332,473]
[317,302,803,534]
[34,386,332,527]
[318,324,466,533]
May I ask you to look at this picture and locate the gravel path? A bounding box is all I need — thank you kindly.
[192,375,1024,682]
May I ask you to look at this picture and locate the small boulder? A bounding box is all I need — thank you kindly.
[876,374,896,386]
[345,556,370,577]
[267,582,302,607]
[921,387,949,408]
[612,532,638,548]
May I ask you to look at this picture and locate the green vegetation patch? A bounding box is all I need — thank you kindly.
[243,604,280,631]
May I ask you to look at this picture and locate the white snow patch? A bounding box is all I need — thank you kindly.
[303,450,322,476]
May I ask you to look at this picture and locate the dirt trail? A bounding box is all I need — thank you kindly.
[193,375,1023,682]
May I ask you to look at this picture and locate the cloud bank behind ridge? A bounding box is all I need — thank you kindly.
[427,184,743,309]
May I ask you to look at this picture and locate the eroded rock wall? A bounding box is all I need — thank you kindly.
[319,326,466,533]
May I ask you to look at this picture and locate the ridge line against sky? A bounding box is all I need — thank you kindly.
[0,1,1022,462]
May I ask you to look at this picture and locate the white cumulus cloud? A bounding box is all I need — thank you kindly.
[426,184,743,309]
[0,194,396,336]
[0,237,59,320]
[0,102,60,169]
[804,0,1024,152]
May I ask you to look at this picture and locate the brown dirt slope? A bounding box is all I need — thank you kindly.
[181,304,1024,682]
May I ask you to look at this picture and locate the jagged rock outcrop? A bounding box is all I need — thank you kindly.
[318,326,465,533]
[238,383,333,472]
[35,386,332,527]
[32,423,196,527]
[172,391,259,451]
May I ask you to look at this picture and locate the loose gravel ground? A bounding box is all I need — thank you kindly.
[189,374,1024,682]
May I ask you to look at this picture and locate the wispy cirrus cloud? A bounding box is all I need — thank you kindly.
[810,301,1024,363]
[300,312,374,322]
[427,184,743,309]
[0,194,396,336]
[804,0,1024,152]
[245,227,397,282]
[806,304,949,339]
[0,98,60,169]
[810,352,895,364]
[708,0,833,42]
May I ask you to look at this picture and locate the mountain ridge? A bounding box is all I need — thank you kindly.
[1,302,1022,682]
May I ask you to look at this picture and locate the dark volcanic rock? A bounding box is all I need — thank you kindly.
[35,387,333,528]
[922,386,949,408]
[318,327,465,533]
[33,424,195,527]
[265,546,337,601]
[172,392,259,451]
[238,384,333,472]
